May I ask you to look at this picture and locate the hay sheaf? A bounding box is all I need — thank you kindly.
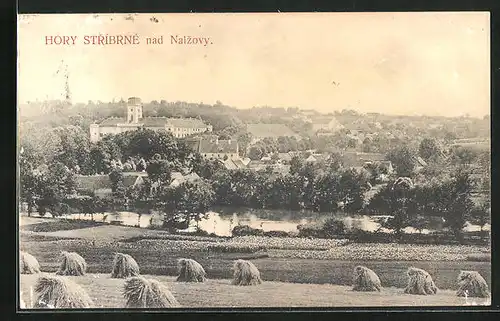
[456,271,490,298]
[20,251,41,274]
[111,253,140,278]
[176,258,206,283]
[33,275,94,308]
[404,267,438,295]
[123,276,180,308]
[352,266,382,292]
[56,251,87,276]
[231,259,262,286]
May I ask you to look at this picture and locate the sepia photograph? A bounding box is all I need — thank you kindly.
[17,12,491,309]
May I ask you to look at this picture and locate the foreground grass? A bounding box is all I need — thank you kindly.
[21,237,491,290]
[20,273,479,308]
[19,219,491,290]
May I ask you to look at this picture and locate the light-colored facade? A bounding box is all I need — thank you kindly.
[90,97,213,142]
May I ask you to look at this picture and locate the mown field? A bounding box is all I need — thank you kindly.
[19,218,491,292]
[20,273,483,308]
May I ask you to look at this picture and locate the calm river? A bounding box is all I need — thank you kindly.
[23,206,489,236]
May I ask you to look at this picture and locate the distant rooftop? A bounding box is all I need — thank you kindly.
[187,135,238,154]
[98,117,209,128]
[246,123,297,138]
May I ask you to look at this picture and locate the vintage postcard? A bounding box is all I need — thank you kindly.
[17,12,491,309]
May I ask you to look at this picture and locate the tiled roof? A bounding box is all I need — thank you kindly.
[220,159,238,170]
[241,157,251,166]
[232,159,246,169]
[310,116,342,125]
[166,118,209,129]
[169,171,201,186]
[306,155,317,162]
[415,156,428,167]
[97,117,210,129]
[76,172,146,191]
[247,160,265,168]
[142,117,169,127]
[342,122,371,132]
[355,152,386,162]
[76,175,111,191]
[99,117,127,126]
[199,138,238,154]
[341,152,386,168]
[277,153,292,161]
[246,123,297,138]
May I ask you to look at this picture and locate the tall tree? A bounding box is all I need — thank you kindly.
[386,145,417,177]
[36,161,77,216]
[158,179,215,230]
[146,158,172,190]
[418,138,441,161]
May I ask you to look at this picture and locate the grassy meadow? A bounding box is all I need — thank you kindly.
[20,273,480,308]
[19,217,491,308]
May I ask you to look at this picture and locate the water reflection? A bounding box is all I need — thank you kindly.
[25,208,490,237]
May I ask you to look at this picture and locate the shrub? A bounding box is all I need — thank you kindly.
[33,275,94,308]
[352,266,382,292]
[347,229,395,243]
[456,271,490,298]
[111,253,140,278]
[123,276,180,308]
[231,259,262,286]
[263,230,292,238]
[322,219,346,238]
[404,267,438,295]
[56,251,87,276]
[20,251,41,274]
[176,258,206,283]
[232,225,265,237]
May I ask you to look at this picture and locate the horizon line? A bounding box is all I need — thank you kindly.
[18,98,490,120]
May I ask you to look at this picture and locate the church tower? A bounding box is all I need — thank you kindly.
[127,97,143,123]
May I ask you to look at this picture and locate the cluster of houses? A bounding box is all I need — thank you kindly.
[75,170,203,198]
[81,97,432,197]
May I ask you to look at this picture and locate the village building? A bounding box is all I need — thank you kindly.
[219,158,247,170]
[169,172,201,187]
[186,135,240,161]
[75,172,147,198]
[75,171,202,197]
[305,154,317,163]
[261,156,272,162]
[240,157,251,166]
[413,156,428,172]
[246,123,298,144]
[89,97,213,142]
[299,109,319,117]
[276,153,293,164]
[341,151,394,173]
[308,115,344,135]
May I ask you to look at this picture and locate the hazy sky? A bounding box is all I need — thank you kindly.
[18,12,490,117]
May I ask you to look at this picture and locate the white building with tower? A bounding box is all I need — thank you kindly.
[89,97,213,143]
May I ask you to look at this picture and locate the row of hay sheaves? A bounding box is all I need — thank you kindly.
[19,251,490,309]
